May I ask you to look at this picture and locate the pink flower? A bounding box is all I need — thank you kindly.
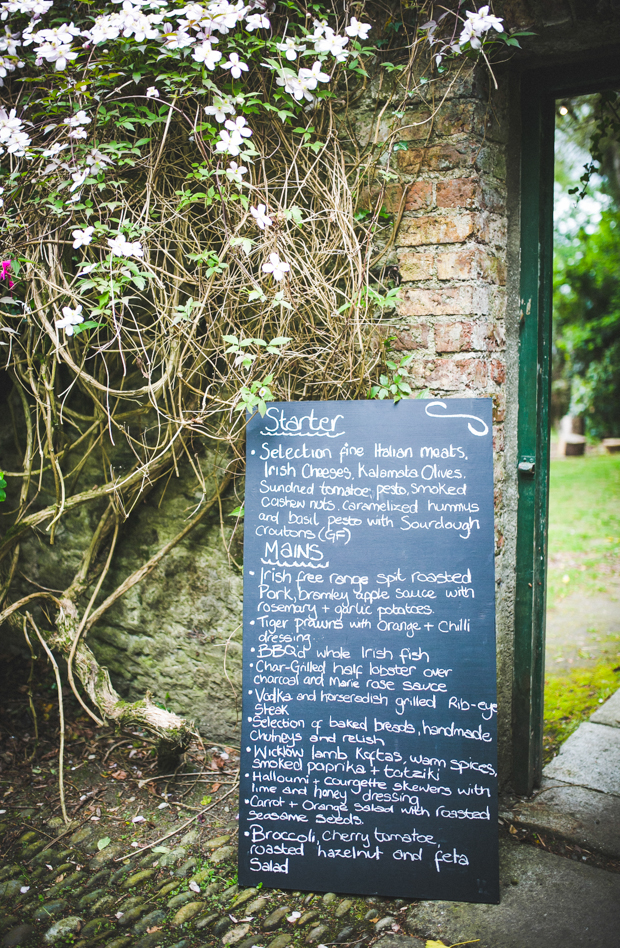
[0,259,13,288]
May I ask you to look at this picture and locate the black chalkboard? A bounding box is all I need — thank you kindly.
[238,399,499,904]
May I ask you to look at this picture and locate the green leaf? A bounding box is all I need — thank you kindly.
[152,845,170,853]
[72,321,103,335]
[200,796,212,806]
[97,837,111,851]
[229,506,244,518]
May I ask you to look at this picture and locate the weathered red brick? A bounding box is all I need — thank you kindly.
[396,142,473,174]
[385,323,430,351]
[397,251,434,281]
[424,357,488,390]
[404,181,433,211]
[435,248,506,284]
[436,178,480,209]
[490,359,506,384]
[398,213,475,246]
[398,286,489,318]
[435,320,474,352]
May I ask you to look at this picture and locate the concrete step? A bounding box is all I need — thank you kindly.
[403,838,620,948]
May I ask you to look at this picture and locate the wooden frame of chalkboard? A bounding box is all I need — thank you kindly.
[239,398,499,904]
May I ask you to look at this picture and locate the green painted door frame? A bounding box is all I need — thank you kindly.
[513,53,620,795]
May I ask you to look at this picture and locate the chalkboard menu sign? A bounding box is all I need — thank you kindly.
[238,399,498,904]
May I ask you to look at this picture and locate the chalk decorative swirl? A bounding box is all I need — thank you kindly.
[424,401,489,437]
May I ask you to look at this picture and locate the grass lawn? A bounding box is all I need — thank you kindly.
[543,453,620,764]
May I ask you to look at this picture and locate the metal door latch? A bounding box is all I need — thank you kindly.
[518,460,535,474]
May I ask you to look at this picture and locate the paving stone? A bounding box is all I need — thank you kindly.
[544,721,620,794]
[157,881,179,897]
[590,688,620,727]
[43,916,83,944]
[122,868,156,889]
[335,899,353,918]
[85,870,111,890]
[118,905,149,926]
[210,845,235,864]
[118,895,144,912]
[0,867,20,883]
[18,832,37,845]
[266,935,291,948]
[174,857,197,877]
[88,894,114,915]
[297,911,319,927]
[322,892,336,904]
[246,897,269,914]
[196,912,219,930]
[306,927,329,945]
[169,941,191,948]
[501,777,620,860]
[364,909,380,922]
[78,888,106,909]
[205,834,230,850]
[50,862,73,879]
[89,843,124,869]
[180,829,201,846]
[335,926,356,942]
[103,938,132,948]
[133,936,164,948]
[375,917,396,933]
[172,901,204,925]
[231,887,258,909]
[223,922,252,944]
[158,846,187,868]
[221,884,239,902]
[133,909,166,935]
[47,870,84,898]
[168,890,198,909]
[406,839,620,948]
[1,925,34,947]
[0,880,24,900]
[190,868,214,886]
[237,936,265,948]
[133,935,163,948]
[204,881,223,896]
[69,826,94,848]
[213,917,232,937]
[33,900,69,921]
[262,906,290,931]
[32,850,61,867]
[80,918,109,937]
[374,938,425,948]
[22,840,48,859]
[110,867,130,885]
[0,918,19,935]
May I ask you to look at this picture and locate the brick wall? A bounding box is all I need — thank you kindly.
[347,63,516,784]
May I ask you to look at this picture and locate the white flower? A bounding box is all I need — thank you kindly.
[20,886,30,894]
[0,106,30,156]
[0,29,21,56]
[160,22,195,49]
[459,5,504,49]
[64,110,91,128]
[107,234,144,257]
[86,148,113,172]
[29,23,81,71]
[314,27,348,61]
[77,262,97,276]
[192,40,222,68]
[225,160,247,184]
[189,879,201,892]
[287,912,302,922]
[204,95,235,122]
[55,304,84,336]
[311,19,327,39]
[0,0,53,20]
[245,12,269,30]
[301,60,329,84]
[132,815,146,823]
[221,51,248,79]
[157,801,169,809]
[225,114,252,139]
[215,128,241,155]
[262,252,289,281]
[69,168,89,192]
[345,17,371,40]
[276,36,305,61]
[0,53,24,85]
[71,226,94,249]
[250,203,272,229]
[146,86,160,97]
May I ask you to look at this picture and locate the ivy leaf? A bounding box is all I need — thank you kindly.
[72,320,103,335]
